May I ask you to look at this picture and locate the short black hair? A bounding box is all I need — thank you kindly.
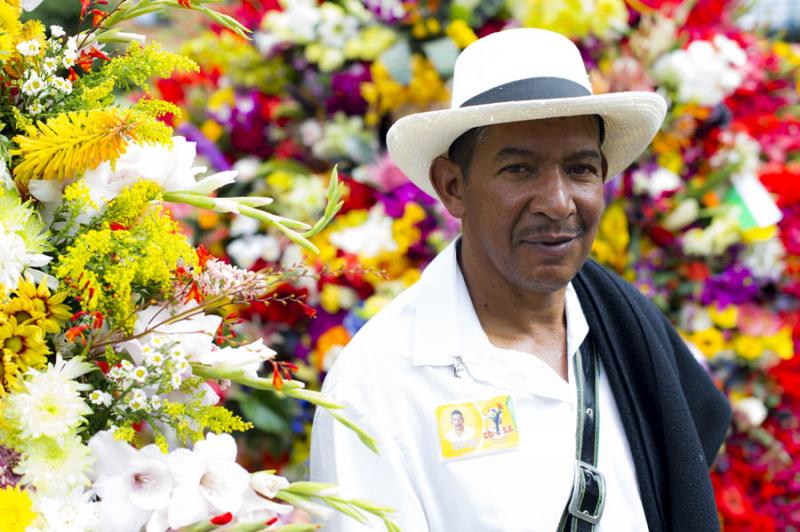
[447,115,606,180]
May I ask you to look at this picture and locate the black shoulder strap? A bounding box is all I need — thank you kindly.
[558,337,605,531]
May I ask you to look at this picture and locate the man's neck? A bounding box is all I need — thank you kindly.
[457,240,569,380]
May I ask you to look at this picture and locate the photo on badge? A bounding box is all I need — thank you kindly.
[436,395,520,461]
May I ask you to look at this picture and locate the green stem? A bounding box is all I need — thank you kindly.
[190,364,379,454]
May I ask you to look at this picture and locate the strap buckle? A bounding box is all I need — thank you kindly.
[568,460,606,525]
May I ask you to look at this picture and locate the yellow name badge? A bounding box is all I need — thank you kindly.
[436,395,520,460]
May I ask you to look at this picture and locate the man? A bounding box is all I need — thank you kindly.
[311,28,731,531]
[444,410,477,445]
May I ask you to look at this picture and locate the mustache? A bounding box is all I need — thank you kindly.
[513,222,584,241]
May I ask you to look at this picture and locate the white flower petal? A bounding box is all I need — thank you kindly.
[200,459,250,513]
[190,170,238,194]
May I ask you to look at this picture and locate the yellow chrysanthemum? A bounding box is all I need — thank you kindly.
[733,334,765,361]
[591,202,629,272]
[0,485,35,532]
[11,279,72,334]
[0,316,49,396]
[689,327,726,359]
[0,2,21,60]
[708,304,738,330]
[446,20,478,49]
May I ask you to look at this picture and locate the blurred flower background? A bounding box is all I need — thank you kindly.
[28,0,800,528]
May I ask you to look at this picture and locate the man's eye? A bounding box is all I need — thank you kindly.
[501,164,533,174]
[568,164,598,176]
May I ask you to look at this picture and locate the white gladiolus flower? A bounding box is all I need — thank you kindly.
[250,471,290,498]
[166,432,251,529]
[78,137,238,218]
[196,339,277,379]
[89,432,174,532]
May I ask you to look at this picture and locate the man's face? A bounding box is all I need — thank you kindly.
[435,116,606,293]
[451,412,464,432]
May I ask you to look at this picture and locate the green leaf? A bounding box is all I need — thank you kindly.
[237,394,290,434]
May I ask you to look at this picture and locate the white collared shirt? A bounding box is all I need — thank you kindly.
[311,241,649,531]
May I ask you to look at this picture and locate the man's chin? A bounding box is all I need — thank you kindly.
[512,264,580,294]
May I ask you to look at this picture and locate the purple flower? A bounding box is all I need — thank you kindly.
[326,63,371,116]
[377,182,436,218]
[177,122,232,171]
[362,0,406,23]
[701,265,760,307]
[0,445,21,488]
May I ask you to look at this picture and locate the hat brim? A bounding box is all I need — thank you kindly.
[386,92,667,198]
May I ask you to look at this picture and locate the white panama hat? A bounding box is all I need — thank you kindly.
[386,28,668,198]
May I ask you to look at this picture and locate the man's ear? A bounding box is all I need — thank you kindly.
[430,156,466,219]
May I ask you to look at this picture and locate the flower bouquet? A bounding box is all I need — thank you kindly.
[0,1,398,530]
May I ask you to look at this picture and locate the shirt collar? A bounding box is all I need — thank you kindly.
[412,239,589,367]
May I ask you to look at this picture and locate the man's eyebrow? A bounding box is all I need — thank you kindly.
[564,149,602,162]
[492,146,540,161]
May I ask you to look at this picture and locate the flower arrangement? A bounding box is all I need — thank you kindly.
[158,0,800,527]
[0,1,400,531]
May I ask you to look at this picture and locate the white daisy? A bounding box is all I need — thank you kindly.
[16,39,41,57]
[127,389,148,411]
[130,365,148,383]
[42,57,58,74]
[144,351,164,366]
[21,71,45,96]
[51,76,72,94]
[88,390,112,406]
[28,101,44,115]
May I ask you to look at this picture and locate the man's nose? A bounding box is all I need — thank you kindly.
[529,166,576,220]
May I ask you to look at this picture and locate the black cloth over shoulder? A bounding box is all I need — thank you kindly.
[573,259,732,532]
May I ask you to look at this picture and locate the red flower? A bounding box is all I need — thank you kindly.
[210,512,233,525]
